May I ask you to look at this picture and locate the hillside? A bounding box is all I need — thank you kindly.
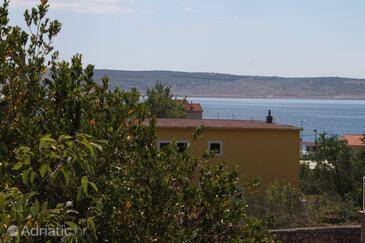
[94,70,365,99]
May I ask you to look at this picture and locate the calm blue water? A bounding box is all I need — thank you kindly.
[187,97,365,141]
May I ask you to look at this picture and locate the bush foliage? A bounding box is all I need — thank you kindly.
[301,134,365,204]
[246,182,359,229]
[145,82,186,118]
[250,134,365,229]
[0,1,273,242]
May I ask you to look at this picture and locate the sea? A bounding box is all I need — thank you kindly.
[186,97,365,142]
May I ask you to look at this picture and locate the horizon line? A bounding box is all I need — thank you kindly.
[93,68,365,80]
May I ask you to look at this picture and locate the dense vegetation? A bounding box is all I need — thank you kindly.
[1,1,364,242]
[0,1,273,242]
[145,82,186,118]
[246,134,365,229]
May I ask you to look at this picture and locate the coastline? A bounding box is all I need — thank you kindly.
[178,94,365,101]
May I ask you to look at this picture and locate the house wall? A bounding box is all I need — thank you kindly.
[156,127,300,188]
[186,111,203,119]
[302,145,316,157]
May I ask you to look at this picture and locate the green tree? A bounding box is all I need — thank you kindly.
[300,134,365,204]
[0,1,273,242]
[348,135,365,205]
[312,134,354,198]
[247,182,307,229]
[145,82,186,118]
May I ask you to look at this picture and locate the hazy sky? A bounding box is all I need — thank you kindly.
[8,0,365,78]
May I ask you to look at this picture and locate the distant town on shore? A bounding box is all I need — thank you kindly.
[94,69,365,99]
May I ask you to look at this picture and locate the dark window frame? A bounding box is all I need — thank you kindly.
[208,141,223,156]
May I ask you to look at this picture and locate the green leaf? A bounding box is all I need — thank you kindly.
[76,187,82,202]
[39,164,48,178]
[65,221,78,229]
[0,193,5,210]
[22,169,30,186]
[56,203,64,208]
[30,200,40,217]
[80,140,96,159]
[39,134,56,150]
[12,162,23,171]
[81,176,88,195]
[87,217,97,237]
[24,155,32,165]
[66,210,79,215]
[41,201,48,210]
[30,170,36,184]
[88,181,98,192]
[90,142,102,152]
[61,168,71,185]
[95,200,103,213]
[59,135,73,142]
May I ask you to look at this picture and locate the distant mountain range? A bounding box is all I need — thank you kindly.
[93,69,365,99]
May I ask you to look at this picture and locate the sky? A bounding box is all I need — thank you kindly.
[8,0,365,78]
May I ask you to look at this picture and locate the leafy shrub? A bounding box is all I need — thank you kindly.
[247,182,359,229]
[247,182,308,229]
[300,134,365,205]
[307,194,358,225]
[0,1,274,242]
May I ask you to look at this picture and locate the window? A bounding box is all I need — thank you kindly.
[158,140,189,153]
[158,141,171,151]
[176,141,189,153]
[208,141,223,156]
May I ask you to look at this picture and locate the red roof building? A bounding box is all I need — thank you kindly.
[184,103,203,119]
[184,103,203,112]
[156,118,301,130]
[343,134,365,147]
[154,118,301,188]
[343,134,365,154]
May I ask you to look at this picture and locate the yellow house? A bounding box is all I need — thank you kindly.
[155,118,301,188]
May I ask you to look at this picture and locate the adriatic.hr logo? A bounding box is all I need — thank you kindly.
[6,225,19,237]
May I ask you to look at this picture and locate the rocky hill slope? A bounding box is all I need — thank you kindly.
[94,70,365,99]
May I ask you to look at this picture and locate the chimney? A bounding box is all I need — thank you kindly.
[266,110,273,124]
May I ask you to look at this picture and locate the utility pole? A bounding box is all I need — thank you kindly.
[298,120,305,140]
[314,129,318,144]
[313,129,318,155]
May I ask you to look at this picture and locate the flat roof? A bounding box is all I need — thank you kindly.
[301,141,316,146]
[155,118,301,131]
